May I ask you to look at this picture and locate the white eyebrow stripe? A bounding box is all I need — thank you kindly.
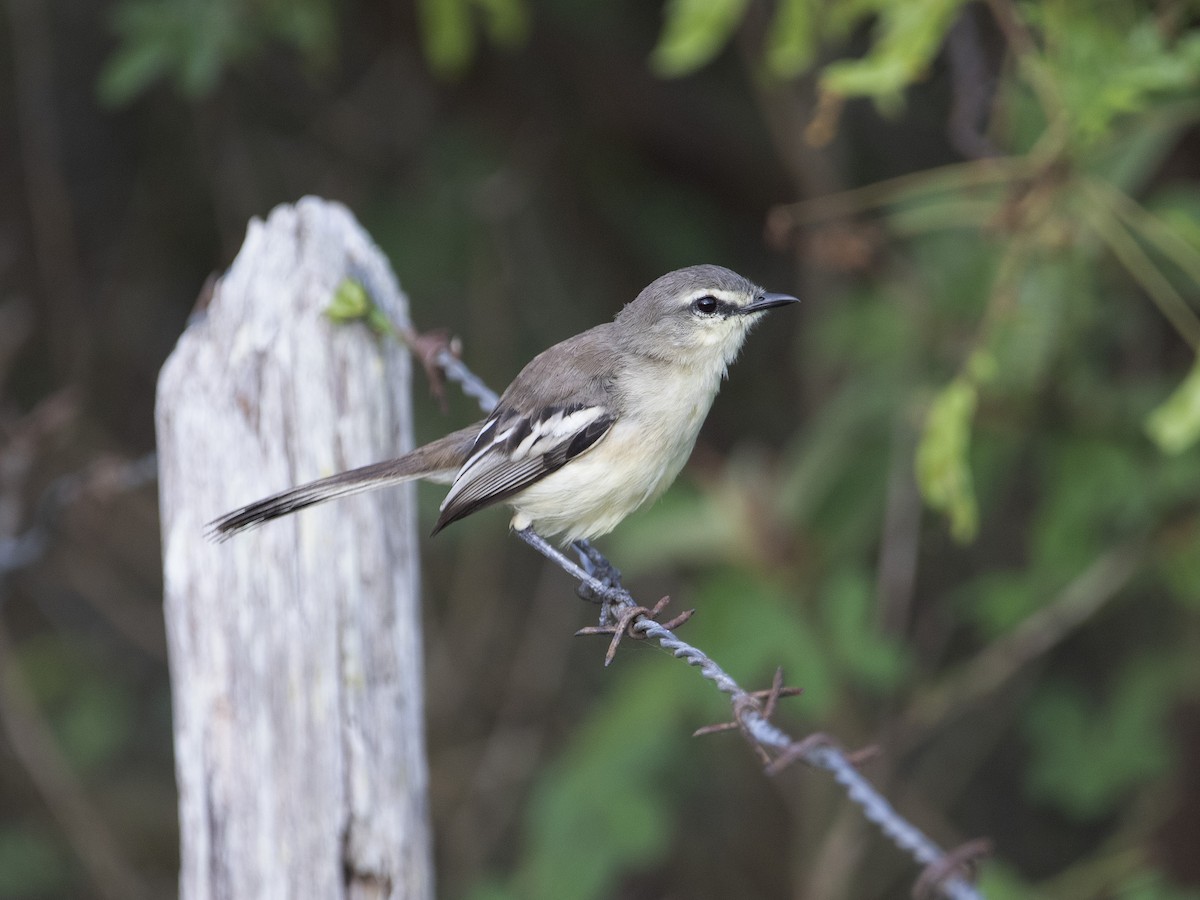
[681,288,744,305]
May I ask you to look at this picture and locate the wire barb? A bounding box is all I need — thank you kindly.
[913,839,993,900]
[763,732,878,778]
[575,595,694,667]
[400,326,458,411]
[692,667,803,739]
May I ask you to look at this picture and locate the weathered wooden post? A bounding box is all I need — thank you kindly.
[156,198,433,899]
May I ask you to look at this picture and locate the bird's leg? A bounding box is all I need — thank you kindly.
[515,529,626,621]
[571,540,623,590]
[571,539,625,626]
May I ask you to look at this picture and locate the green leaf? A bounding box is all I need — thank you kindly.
[326,278,393,336]
[415,0,528,77]
[476,0,529,49]
[765,0,817,78]
[819,0,970,110]
[915,374,981,542]
[1146,354,1200,454]
[417,0,475,76]
[651,0,748,77]
[327,278,371,321]
[1083,104,1200,196]
[1040,7,1200,147]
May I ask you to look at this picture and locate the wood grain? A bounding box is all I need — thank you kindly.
[156,197,432,900]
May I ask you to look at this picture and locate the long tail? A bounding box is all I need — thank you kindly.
[208,421,483,539]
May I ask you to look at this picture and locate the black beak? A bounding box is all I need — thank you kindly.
[739,291,800,315]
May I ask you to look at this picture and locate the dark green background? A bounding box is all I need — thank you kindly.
[3,1,1200,897]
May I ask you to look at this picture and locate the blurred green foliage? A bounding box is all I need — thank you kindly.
[17,634,136,774]
[1147,355,1200,453]
[916,370,984,542]
[466,1,1200,897]
[100,0,530,100]
[5,0,1200,898]
[0,827,71,898]
[100,0,339,103]
[1024,656,1179,822]
[416,0,529,77]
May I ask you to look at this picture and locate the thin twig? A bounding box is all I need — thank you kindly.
[906,543,1142,732]
[1081,179,1200,350]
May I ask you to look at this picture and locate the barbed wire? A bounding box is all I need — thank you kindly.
[0,452,159,579]
[0,302,990,898]
[409,330,990,900]
[434,347,499,413]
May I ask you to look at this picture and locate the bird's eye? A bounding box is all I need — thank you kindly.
[692,295,720,315]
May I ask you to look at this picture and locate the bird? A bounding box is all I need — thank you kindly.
[210,264,799,546]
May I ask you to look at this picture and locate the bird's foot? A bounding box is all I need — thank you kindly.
[572,540,623,590]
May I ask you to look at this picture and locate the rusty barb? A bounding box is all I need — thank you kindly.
[575,596,695,667]
[691,672,801,739]
[913,839,994,900]
[690,670,879,777]
[398,326,461,412]
[763,732,882,778]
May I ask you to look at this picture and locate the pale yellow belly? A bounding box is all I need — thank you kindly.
[508,397,709,543]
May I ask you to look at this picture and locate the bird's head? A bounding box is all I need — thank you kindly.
[614,264,799,369]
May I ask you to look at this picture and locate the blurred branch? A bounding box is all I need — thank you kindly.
[905,542,1144,733]
[1096,174,1200,287]
[946,8,999,160]
[1082,178,1200,351]
[767,154,1034,231]
[981,0,1069,162]
[398,326,990,900]
[875,418,923,635]
[0,298,34,388]
[3,0,86,380]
